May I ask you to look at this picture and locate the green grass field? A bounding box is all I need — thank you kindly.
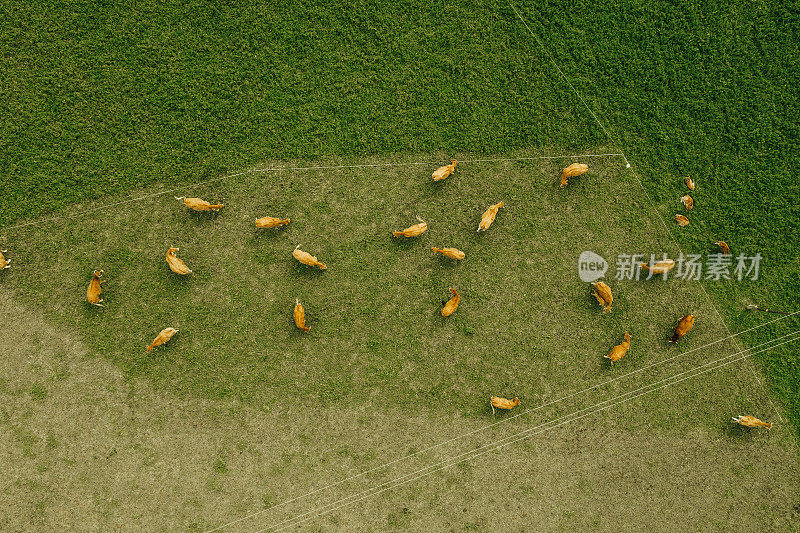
[2,0,799,531]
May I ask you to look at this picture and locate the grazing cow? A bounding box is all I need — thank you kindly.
[393,218,428,238]
[255,216,290,229]
[293,298,310,332]
[441,288,460,317]
[0,249,9,270]
[591,281,613,313]
[432,159,457,181]
[86,269,105,307]
[605,332,631,364]
[293,245,327,269]
[491,396,520,415]
[147,327,179,352]
[431,247,465,260]
[560,163,589,188]
[477,202,503,233]
[731,415,772,429]
[669,314,696,343]
[640,259,676,276]
[166,247,193,275]
[674,214,690,226]
[715,241,731,255]
[681,194,694,210]
[685,176,695,190]
[175,196,224,212]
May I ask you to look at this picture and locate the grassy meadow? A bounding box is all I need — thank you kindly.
[2,0,800,530]
[2,152,799,530]
[2,1,797,431]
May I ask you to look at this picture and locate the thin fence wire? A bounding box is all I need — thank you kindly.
[261,332,800,532]
[0,153,624,232]
[205,319,799,532]
[508,3,784,421]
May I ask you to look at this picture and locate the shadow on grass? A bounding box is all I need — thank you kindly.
[723,421,759,439]
[288,259,327,279]
[252,224,290,240]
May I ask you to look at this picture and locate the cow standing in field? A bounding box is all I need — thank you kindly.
[715,241,731,255]
[605,332,631,364]
[441,288,460,317]
[560,163,588,188]
[293,245,327,269]
[731,415,772,429]
[393,218,428,238]
[431,247,465,260]
[477,202,503,233]
[147,327,179,352]
[175,197,224,212]
[255,216,290,229]
[640,259,675,277]
[86,269,105,307]
[591,281,613,313]
[669,314,696,343]
[166,247,193,275]
[491,396,520,415]
[432,160,457,181]
[293,298,311,332]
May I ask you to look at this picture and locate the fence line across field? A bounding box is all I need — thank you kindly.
[204,310,799,532]
[0,153,625,233]
[508,3,783,421]
[262,331,800,532]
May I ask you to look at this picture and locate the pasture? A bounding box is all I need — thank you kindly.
[2,152,799,530]
[2,0,799,531]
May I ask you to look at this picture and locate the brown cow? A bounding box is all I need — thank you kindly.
[560,163,589,188]
[393,218,428,238]
[605,332,631,365]
[293,245,327,269]
[175,196,224,212]
[441,288,460,317]
[731,415,772,429]
[431,247,465,260]
[491,396,520,415]
[293,298,311,332]
[715,241,731,255]
[674,214,690,227]
[640,259,676,276]
[432,160,457,181]
[477,202,504,233]
[255,216,290,229]
[86,269,105,307]
[147,327,179,352]
[669,314,696,343]
[166,247,193,275]
[591,281,613,313]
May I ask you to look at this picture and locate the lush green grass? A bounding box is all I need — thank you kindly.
[0,0,602,226]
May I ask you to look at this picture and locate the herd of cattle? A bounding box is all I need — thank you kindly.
[0,160,772,429]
